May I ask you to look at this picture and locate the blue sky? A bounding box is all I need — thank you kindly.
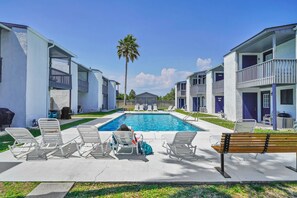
[1,0,297,95]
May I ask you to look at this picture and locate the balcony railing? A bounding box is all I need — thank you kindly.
[190,84,206,95]
[78,79,88,92]
[177,90,186,97]
[237,59,297,88]
[49,68,72,89]
[213,80,224,94]
[0,57,2,82]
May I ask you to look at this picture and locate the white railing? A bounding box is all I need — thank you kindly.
[190,84,206,95]
[237,59,297,88]
[213,80,224,93]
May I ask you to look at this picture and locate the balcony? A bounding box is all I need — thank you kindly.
[49,68,72,90]
[190,84,206,95]
[213,80,224,94]
[177,90,186,97]
[237,59,297,88]
[78,79,88,92]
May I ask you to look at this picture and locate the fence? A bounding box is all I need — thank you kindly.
[117,100,174,110]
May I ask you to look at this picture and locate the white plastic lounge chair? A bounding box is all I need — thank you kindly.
[153,105,158,111]
[169,106,176,112]
[163,132,197,160]
[77,125,109,158]
[166,106,173,111]
[147,105,152,111]
[134,104,139,111]
[262,114,272,125]
[139,105,144,111]
[112,131,142,155]
[234,119,256,133]
[38,118,79,158]
[5,128,47,160]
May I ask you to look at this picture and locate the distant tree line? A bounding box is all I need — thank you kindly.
[117,88,175,101]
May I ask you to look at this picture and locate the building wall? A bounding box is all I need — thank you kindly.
[25,29,48,126]
[275,38,295,59]
[206,71,213,113]
[174,84,178,108]
[50,90,70,110]
[0,28,27,127]
[78,70,102,112]
[71,61,78,114]
[186,78,191,112]
[108,81,116,110]
[224,52,238,121]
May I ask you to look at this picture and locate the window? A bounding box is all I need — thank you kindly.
[181,83,186,90]
[263,93,270,108]
[263,50,273,62]
[281,89,293,105]
[193,78,197,85]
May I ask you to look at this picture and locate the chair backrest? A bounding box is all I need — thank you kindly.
[153,105,158,110]
[173,132,197,145]
[171,106,176,111]
[215,133,297,154]
[113,131,133,145]
[77,125,101,144]
[234,119,256,133]
[134,105,139,109]
[139,105,144,110]
[38,118,63,145]
[147,105,152,110]
[5,128,38,144]
[167,106,173,110]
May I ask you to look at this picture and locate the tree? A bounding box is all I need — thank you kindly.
[129,89,136,100]
[117,34,140,106]
[116,93,125,100]
[163,88,175,101]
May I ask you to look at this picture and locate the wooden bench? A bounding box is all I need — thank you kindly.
[212,133,297,178]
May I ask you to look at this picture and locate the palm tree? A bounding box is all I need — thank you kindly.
[117,34,140,106]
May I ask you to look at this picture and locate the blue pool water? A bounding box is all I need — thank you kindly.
[99,114,201,131]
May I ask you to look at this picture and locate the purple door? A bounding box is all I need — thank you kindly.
[242,55,257,69]
[193,97,198,112]
[261,91,270,119]
[242,93,258,120]
[215,73,224,81]
[215,96,224,113]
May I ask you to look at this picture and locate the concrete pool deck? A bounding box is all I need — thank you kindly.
[0,111,297,183]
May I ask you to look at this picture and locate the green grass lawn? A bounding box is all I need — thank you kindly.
[0,118,95,153]
[200,117,295,133]
[0,182,40,198]
[72,109,120,118]
[1,182,297,197]
[66,182,297,197]
[175,109,217,118]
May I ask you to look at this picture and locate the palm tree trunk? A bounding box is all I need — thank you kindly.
[124,59,128,106]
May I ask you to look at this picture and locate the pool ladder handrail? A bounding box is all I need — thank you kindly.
[183,112,198,121]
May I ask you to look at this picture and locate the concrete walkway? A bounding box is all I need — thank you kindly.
[26,183,74,198]
[0,111,297,183]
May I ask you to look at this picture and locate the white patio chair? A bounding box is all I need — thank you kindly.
[38,118,79,158]
[262,114,272,125]
[147,105,152,111]
[134,104,139,111]
[162,132,197,160]
[166,106,173,111]
[5,128,47,160]
[169,106,176,112]
[153,105,158,111]
[77,125,109,158]
[139,105,144,111]
[112,131,142,155]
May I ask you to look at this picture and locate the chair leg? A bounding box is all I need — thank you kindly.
[215,153,231,178]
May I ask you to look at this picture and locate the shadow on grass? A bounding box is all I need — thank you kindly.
[66,183,232,198]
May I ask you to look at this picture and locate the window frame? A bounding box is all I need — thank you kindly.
[280,89,293,105]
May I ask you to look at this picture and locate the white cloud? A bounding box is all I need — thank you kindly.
[196,58,212,70]
[116,68,192,96]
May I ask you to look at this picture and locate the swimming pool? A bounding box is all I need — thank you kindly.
[99,113,201,132]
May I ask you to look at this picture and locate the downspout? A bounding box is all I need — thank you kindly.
[47,43,55,114]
